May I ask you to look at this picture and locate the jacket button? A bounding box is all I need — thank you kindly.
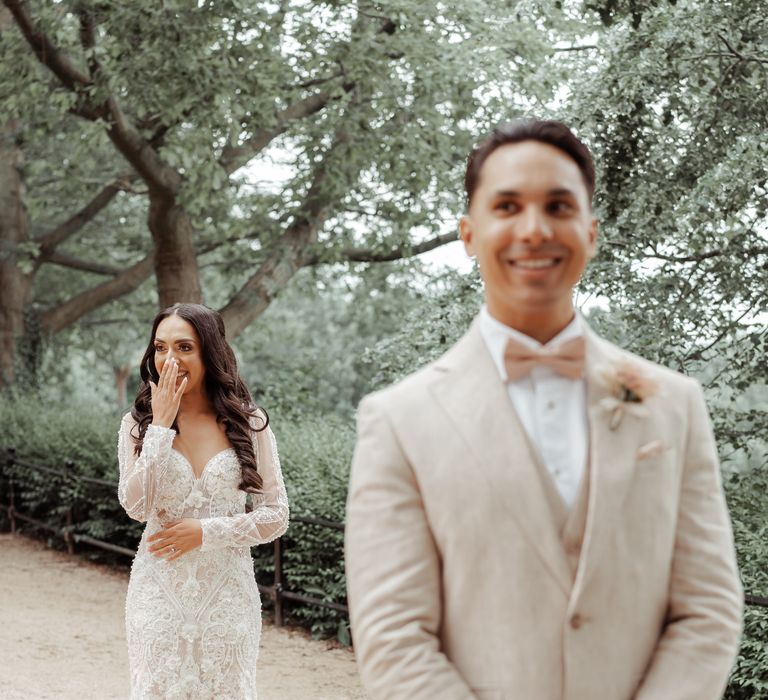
[570,613,583,629]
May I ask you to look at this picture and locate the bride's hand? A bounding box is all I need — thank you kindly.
[148,518,203,561]
[150,358,187,428]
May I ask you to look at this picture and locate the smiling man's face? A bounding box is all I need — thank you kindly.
[460,139,598,336]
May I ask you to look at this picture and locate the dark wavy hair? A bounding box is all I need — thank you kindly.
[130,303,267,493]
[464,119,595,207]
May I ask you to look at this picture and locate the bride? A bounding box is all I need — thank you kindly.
[117,302,289,699]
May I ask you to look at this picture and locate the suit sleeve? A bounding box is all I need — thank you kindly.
[345,394,477,700]
[634,378,743,700]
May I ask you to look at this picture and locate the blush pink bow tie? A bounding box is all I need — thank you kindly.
[503,336,586,381]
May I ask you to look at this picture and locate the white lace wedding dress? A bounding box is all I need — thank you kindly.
[117,413,289,700]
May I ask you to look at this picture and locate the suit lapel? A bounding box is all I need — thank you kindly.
[429,320,572,595]
[572,327,646,596]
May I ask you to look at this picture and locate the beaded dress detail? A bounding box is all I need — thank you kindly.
[117,412,289,700]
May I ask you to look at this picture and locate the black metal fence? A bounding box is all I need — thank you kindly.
[1,446,767,614]
[0,447,348,627]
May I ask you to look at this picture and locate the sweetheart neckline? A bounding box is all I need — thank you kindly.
[172,447,235,482]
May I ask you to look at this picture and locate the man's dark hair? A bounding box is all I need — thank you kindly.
[464,119,595,207]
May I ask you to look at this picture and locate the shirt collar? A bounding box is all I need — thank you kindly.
[478,305,584,381]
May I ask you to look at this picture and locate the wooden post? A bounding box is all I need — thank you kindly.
[7,447,16,534]
[62,459,75,555]
[64,507,74,555]
[273,537,284,627]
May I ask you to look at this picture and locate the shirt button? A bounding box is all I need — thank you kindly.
[546,400,556,410]
[570,613,583,630]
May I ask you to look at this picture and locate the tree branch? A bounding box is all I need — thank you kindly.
[307,231,459,265]
[33,173,138,257]
[220,85,353,174]
[680,306,757,366]
[40,252,155,334]
[3,0,93,91]
[646,246,768,264]
[105,97,181,194]
[289,69,346,90]
[553,44,598,52]
[218,8,418,337]
[218,3,403,176]
[717,33,746,61]
[42,251,122,276]
[219,132,350,337]
[5,1,180,193]
[76,4,99,76]
[715,33,768,66]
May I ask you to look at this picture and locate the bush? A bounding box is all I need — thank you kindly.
[0,394,354,640]
[724,468,768,699]
[253,413,355,641]
[0,395,139,552]
[1,391,767,687]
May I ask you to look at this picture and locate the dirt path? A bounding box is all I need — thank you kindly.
[0,533,366,700]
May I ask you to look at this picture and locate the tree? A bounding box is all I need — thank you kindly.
[235,261,462,418]
[0,115,151,383]
[0,5,30,384]
[0,2,151,384]
[562,0,768,459]
[0,0,585,386]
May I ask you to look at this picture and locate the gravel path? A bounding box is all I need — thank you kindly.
[0,533,366,700]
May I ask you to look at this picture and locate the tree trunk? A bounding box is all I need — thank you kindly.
[220,233,309,338]
[114,364,131,408]
[147,190,203,308]
[0,115,32,388]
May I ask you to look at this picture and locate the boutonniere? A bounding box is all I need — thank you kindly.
[598,360,659,430]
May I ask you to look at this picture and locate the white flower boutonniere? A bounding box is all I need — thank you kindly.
[598,360,660,430]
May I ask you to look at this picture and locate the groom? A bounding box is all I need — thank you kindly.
[344,119,743,699]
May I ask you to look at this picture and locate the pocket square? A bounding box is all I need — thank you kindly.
[637,440,664,460]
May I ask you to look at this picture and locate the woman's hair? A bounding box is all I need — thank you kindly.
[130,303,266,493]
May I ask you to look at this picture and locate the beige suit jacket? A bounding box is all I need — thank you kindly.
[345,319,742,700]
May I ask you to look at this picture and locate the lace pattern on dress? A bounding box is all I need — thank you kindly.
[117,412,289,700]
[117,415,175,521]
[200,425,289,551]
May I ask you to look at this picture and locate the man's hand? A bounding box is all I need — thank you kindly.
[149,358,187,428]
[148,518,203,561]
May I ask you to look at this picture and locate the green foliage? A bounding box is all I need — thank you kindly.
[0,0,578,336]
[255,414,355,639]
[0,393,355,640]
[0,392,140,547]
[0,390,119,475]
[564,0,768,457]
[362,267,483,390]
[724,468,768,699]
[234,261,461,419]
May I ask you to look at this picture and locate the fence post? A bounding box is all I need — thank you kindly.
[273,537,284,627]
[61,460,76,555]
[7,447,17,534]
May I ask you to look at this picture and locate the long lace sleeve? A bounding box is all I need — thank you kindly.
[117,413,175,522]
[200,421,289,551]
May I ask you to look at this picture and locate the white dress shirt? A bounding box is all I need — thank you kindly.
[478,306,588,509]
